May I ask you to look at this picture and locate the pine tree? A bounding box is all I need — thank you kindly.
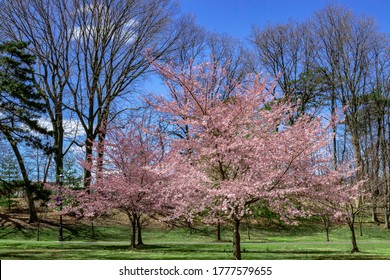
[0,41,50,222]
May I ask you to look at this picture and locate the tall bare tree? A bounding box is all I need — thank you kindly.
[66,0,185,187]
[251,4,390,226]
[312,6,390,225]
[251,20,323,122]
[0,0,77,184]
[0,0,186,187]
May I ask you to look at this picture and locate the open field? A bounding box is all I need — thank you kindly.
[1,204,390,260]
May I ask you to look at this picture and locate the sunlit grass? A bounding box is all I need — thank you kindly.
[1,220,390,260]
[1,240,390,260]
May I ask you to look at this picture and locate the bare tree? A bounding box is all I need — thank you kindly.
[0,0,186,188]
[65,0,185,187]
[250,5,390,227]
[358,33,390,225]
[0,0,78,184]
[251,20,323,122]
[312,6,390,225]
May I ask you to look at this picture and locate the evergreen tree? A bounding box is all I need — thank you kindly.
[0,41,50,222]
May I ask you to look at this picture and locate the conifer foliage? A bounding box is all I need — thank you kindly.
[0,41,49,222]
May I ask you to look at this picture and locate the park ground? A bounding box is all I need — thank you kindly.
[1,200,390,260]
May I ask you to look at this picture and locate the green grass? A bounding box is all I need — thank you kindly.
[1,220,390,260]
[1,240,390,260]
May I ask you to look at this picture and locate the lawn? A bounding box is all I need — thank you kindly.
[2,239,390,260]
[1,211,390,260]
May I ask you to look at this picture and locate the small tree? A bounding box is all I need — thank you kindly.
[312,179,364,252]
[65,116,166,249]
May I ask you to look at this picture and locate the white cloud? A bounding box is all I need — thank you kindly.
[38,118,85,137]
[63,118,85,137]
[71,21,138,45]
[70,4,138,45]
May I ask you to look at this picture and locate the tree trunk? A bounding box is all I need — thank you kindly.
[83,136,93,190]
[36,221,40,241]
[385,202,390,229]
[233,217,241,260]
[91,220,95,239]
[348,218,359,253]
[54,119,64,184]
[323,215,330,242]
[331,87,338,169]
[326,227,330,242]
[129,213,137,250]
[216,222,221,241]
[131,221,137,249]
[5,132,38,223]
[187,220,194,234]
[26,185,38,223]
[136,216,144,246]
[372,204,380,223]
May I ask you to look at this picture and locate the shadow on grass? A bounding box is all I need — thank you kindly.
[2,242,388,260]
[247,249,338,255]
[0,213,36,239]
[0,213,29,228]
[62,224,97,241]
[239,248,390,260]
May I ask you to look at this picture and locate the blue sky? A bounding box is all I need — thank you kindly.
[178,0,390,38]
[143,0,390,96]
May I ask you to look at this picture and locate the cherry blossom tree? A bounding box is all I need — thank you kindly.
[150,59,358,260]
[309,176,365,252]
[62,115,166,249]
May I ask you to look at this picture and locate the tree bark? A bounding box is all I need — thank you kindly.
[348,216,359,253]
[323,215,330,242]
[349,224,359,253]
[84,136,93,190]
[331,87,338,169]
[26,185,38,223]
[372,203,380,223]
[5,132,38,223]
[53,113,64,186]
[385,201,390,229]
[233,217,241,260]
[137,216,144,246]
[91,220,95,239]
[129,213,137,250]
[216,222,222,241]
[326,227,330,242]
